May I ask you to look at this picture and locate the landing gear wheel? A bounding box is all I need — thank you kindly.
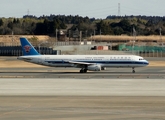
[132,70,135,73]
[80,69,83,73]
[80,69,88,73]
[132,67,135,73]
[84,69,87,73]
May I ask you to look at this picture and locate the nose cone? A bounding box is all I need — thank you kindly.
[144,60,149,66]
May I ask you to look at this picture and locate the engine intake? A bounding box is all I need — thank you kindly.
[87,65,101,71]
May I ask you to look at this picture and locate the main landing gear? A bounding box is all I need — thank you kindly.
[80,68,87,73]
[132,67,135,73]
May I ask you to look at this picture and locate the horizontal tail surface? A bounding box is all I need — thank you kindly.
[20,37,40,56]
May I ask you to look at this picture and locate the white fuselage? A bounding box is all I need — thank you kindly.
[18,55,149,68]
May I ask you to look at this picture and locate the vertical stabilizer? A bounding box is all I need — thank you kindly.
[20,37,40,56]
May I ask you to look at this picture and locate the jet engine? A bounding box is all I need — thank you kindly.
[101,67,106,70]
[87,65,101,71]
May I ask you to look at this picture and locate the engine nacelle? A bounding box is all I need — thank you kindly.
[101,67,106,70]
[87,65,101,71]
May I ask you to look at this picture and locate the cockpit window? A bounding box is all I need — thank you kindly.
[139,58,144,60]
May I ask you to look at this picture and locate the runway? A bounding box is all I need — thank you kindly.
[0,73,165,119]
[0,66,165,79]
[0,78,165,120]
[1,78,165,96]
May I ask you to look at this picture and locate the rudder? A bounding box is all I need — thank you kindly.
[20,37,40,56]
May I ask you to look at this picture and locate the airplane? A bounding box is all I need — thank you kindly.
[17,37,149,73]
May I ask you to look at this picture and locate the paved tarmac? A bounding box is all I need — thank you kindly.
[0,66,165,79]
[0,78,165,96]
[0,96,165,120]
[0,78,165,120]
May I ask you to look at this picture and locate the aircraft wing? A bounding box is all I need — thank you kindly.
[68,61,94,65]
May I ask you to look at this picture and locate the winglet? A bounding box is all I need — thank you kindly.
[20,37,40,56]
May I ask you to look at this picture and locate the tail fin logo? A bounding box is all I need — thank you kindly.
[24,45,31,53]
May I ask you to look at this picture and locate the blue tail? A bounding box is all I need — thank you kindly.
[20,37,40,56]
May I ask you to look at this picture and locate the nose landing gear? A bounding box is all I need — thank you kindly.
[132,67,135,73]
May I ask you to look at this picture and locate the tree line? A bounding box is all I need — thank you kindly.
[1,15,165,37]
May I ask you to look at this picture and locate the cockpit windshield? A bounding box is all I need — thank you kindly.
[139,58,144,60]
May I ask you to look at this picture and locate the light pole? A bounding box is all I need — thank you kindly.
[79,31,82,44]
[38,41,48,53]
[56,29,58,42]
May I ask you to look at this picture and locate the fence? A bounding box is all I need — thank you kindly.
[128,51,165,57]
[61,50,165,57]
[0,46,59,56]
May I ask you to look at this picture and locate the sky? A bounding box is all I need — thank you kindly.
[0,0,165,19]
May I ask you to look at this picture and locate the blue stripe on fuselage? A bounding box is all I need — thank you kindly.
[44,60,148,65]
